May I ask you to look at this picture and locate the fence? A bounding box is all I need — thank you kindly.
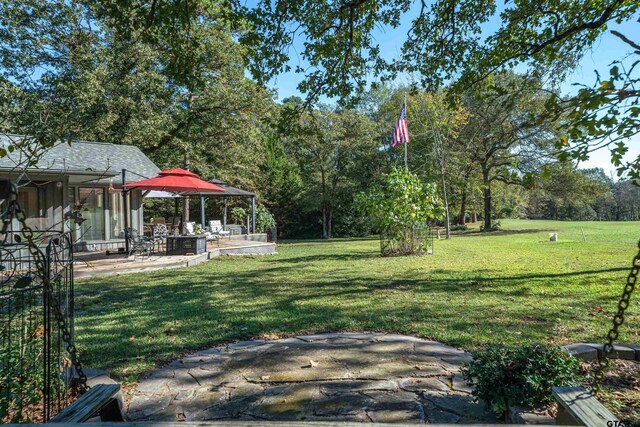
[1,231,75,422]
[380,223,434,256]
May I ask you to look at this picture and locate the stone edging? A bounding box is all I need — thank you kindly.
[561,343,640,362]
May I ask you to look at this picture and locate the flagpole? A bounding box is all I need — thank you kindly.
[404,93,408,169]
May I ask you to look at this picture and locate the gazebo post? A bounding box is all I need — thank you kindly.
[223,197,227,230]
[200,195,206,228]
[251,196,256,234]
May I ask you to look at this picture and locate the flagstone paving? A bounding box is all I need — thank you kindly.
[128,333,495,423]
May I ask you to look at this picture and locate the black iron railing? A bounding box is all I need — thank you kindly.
[1,231,75,423]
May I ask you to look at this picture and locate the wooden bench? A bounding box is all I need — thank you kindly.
[553,386,618,426]
[49,384,125,423]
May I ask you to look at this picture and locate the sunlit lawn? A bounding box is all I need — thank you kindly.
[75,219,640,381]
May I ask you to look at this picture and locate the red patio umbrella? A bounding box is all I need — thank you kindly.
[125,168,224,193]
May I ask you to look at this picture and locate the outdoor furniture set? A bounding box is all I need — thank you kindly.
[127,219,230,259]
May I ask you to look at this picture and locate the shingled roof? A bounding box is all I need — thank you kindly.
[0,134,160,184]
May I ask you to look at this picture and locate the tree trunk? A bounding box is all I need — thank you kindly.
[482,168,492,230]
[321,168,328,239]
[322,204,328,239]
[327,207,332,239]
[483,187,491,230]
[458,189,467,225]
[440,167,451,239]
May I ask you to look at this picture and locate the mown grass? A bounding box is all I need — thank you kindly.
[75,219,640,381]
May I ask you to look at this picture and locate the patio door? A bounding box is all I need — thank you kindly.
[78,188,105,241]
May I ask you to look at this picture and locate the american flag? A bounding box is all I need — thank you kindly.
[391,103,409,148]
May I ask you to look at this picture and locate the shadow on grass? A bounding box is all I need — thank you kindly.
[280,252,380,263]
[453,228,554,237]
[428,267,628,281]
[74,254,627,379]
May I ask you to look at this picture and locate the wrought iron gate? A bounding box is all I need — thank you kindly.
[1,231,76,422]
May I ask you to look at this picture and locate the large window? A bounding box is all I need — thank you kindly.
[78,188,105,241]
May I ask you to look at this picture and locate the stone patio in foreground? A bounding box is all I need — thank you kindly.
[128,333,495,423]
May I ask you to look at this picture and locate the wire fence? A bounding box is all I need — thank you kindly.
[1,231,76,422]
[380,223,434,256]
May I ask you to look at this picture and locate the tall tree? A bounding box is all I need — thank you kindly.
[0,0,274,191]
[460,74,559,230]
[259,131,304,235]
[408,90,468,237]
[291,107,377,238]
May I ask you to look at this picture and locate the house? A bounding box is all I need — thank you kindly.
[0,134,160,251]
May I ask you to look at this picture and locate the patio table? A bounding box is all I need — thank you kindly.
[166,235,207,255]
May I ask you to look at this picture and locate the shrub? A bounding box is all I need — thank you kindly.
[480,219,501,232]
[229,207,246,224]
[461,345,582,417]
[450,224,468,232]
[355,167,443,255]
[255,204,276,233]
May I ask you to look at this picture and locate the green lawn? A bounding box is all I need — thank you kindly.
[75,219,640,381]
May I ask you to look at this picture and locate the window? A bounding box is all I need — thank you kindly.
[17,186,45,218]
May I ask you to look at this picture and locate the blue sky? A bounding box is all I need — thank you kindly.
[264,6,639,176]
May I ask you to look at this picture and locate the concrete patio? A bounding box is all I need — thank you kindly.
[74,234,276,279]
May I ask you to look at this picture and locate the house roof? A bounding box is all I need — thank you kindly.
[0,134,160,184]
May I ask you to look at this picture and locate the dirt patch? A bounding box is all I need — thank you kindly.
[583,359,640,425]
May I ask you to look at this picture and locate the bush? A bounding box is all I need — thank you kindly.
[461,345,581,417]
[450,224,468,232]
[229,207,246,224]
[355,167,443,255]
[480,219,501,232]
[255,204,276,233]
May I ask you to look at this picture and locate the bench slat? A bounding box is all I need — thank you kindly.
[552,386,617,426]
[49,384,121,423]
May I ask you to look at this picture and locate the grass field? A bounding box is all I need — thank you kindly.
[75,219,640,382]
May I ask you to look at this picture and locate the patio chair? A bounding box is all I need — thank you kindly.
[209,220,231,240]
[151,223,169,252]
[167,217,180,234]
[125,228,154,260]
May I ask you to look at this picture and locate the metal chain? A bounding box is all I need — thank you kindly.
[5,192,88,392]
[591,238,640,396]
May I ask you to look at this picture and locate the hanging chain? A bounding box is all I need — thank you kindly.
[3,189,88,392]
[591,238,640,396]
